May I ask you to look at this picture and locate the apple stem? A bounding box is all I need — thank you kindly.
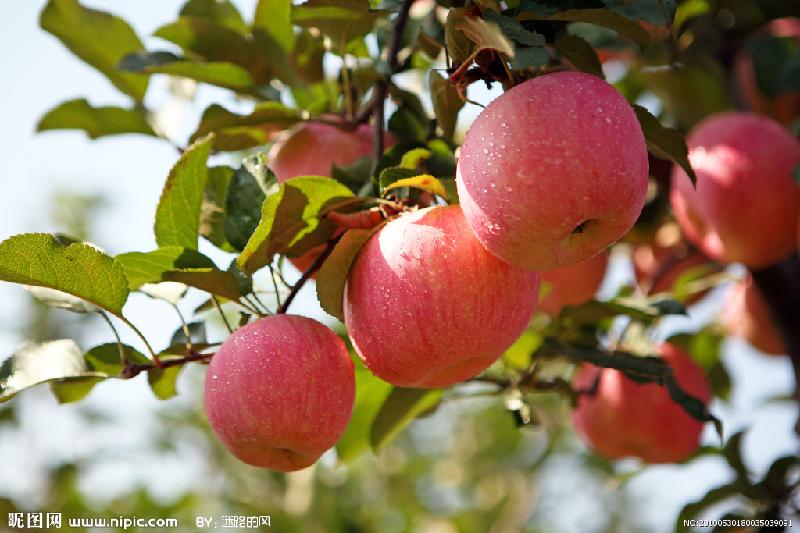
[751,257,800,435]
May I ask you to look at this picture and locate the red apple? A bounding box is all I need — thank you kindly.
[670,112,800,268]
[735,18,800,127]
[572,343,711,463]
[344,205,540,388]
[268,120,392,183]
[204,315,355,471]
[721,277,786,355]
[456,71,649,271]
[538,250,609,315]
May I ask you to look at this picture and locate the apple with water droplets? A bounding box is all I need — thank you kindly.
[204,314,355,471]
[344,205,540,388]
[456,71,649,271]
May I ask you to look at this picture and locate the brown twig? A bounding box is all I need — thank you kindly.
[368,0,415,177]
[121,351,213,379]
[277,235,344,314]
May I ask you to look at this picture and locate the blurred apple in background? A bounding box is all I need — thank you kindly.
[721,276,787,356]
[735,17,800,127]
[670,112,800,268]
[572,343,711,463]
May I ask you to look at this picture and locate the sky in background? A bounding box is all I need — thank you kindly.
[0,2,797,531]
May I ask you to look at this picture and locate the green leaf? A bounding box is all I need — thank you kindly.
[518,9,651,47]
[602,0,675,25]
[121,53,255,90]
[147,61,254,89]
[162,268,244,300]
[758,455,800,495]
[224,160,273,251]
[332,156,374,194]
[633,104,697,185]
[673,0,710,29]
[170,321,207,347]
[378,167,418,195]
[292,0,381,48]
[553,34,604,78]
[503,329,543,370]
[0,234,129,316]
[388,108,429,143]
[237,176,355,274]
[429,71,464,140]
[190,102,301,150]
[154,135,213,250]
[36,98,155,139]
[316,228,376,321]
[383,174,448,200]
[148,365,182,400]
[116,247,215,290]
[50,377,106,403]
[512,46,549,69]
[200,166,235,249]
[40,0,149,100]
[153,17,252,66]
[399,148,433,170]
[483,10,545,46]
[84,343,148,375]
[722,431,750,481]
[336,364,393,461]
[0,340,104,403]
[370,387,444,451]
[675,483,741,532]
[254,0,295,52]
[50,342,148,403]
[116,247,241,300]
[561,297,674,325]
[445,8,475,66]
[455,15,515,57]
[180,0,247,33]
[291,29,326,84]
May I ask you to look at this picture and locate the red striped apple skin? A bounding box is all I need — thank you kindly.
[344,205,540,388]
[456,71,648,271]
[670,112,800,268]
[572,343,711,464]
[204,315,354,472]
